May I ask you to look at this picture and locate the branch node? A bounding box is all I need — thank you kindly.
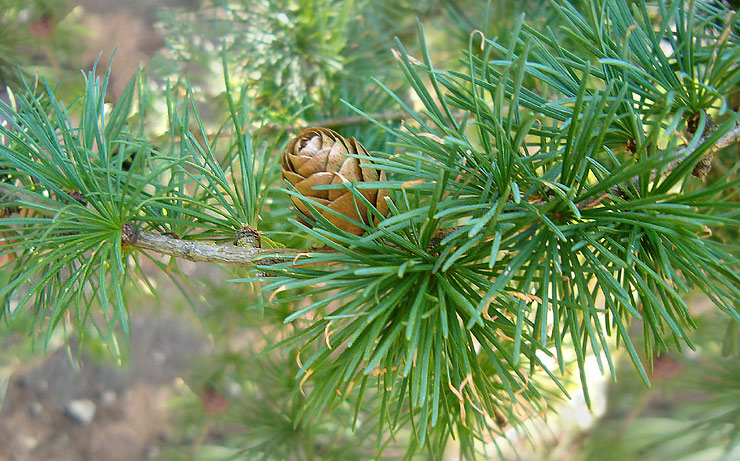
[234,225,261,248]
[121,223,139,247]
[65,189,88,206]
[686,112,702,136]
[688,110,717,178]
[691,155,714,178]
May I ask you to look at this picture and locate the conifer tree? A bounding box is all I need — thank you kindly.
[1,0,740,458]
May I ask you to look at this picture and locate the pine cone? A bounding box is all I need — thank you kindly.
[282,128,388,235]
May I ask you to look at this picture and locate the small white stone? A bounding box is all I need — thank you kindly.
[151,350,167,366]
[65,399,96,425]
[28,401,43,417]
[18,433,38,450]
[100,390,117,407]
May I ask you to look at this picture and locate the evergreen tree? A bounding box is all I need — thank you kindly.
[1,0,740,458]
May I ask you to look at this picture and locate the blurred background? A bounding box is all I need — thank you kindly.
[1,0,739,460]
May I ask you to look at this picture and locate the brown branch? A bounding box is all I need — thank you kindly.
[201,112,410,140]
[579,119,740,209]
[666,118,736,176]
[3,118,739,263]
[207,110,468,139]
[0,184,316,266]
[262,111,410,134]
[121,223,305,266]
[0,186,42,210]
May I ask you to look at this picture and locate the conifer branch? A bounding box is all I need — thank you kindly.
[0,184,310,266]
[0,186,39,211]
[121,224,304,266]
[580,119,740,208]
[207,110,467,138]
[263,111,410,133]
[3,119,739,266]
[667,119,739,175]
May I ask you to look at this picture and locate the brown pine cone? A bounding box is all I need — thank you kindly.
[282,128,388,235]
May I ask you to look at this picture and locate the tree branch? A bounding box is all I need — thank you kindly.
[121,224,305,266]
[263,111,410,133]
[2,119,739,264]
[580,119,740,209]
[0,184,313,266]
[666,117,737,175]
[0,186,39,213]
[208,110,468,139]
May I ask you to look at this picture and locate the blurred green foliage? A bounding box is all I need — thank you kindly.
[0,0,83,88]
[576,308,740,461]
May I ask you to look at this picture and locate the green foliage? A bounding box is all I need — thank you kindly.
[1,0,740,459]
[0,62,149,352]
[253,0,740,455]
[164,346,393,460]
[0,58,286,346]
[0,0,81,88]
[155,0,405,124]
[576,313,740,461]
